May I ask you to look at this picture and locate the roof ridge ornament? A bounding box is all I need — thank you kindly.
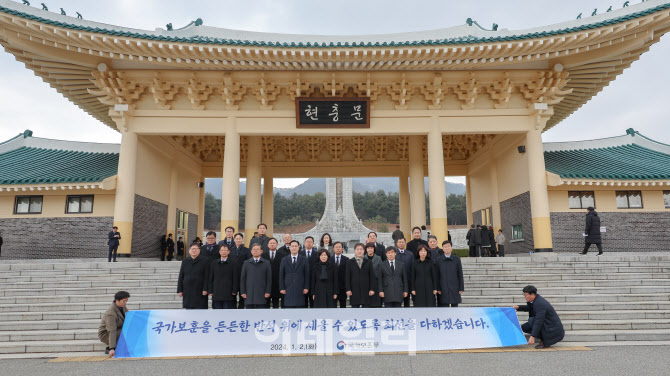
[168,18,204,31]
[40,2,47,11]
[22,1,29,5]
[465,18,499,31]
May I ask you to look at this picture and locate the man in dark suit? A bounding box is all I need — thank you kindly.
[407,227,428,258]
[345,243,375,308]
[262,238,287,308]
[366,231,387,261]
[249,223,270,252]
[379,247,408,307]
[278,233,292,254]
[300,236,319,307]
[240,244,271,309]
[331,241,349,308]
[208,243,239,309]
[514,285,565,349]
[201,231,220,263]
[230,233,250,309]
[107,226,121,262]
[177,243,210,309]
[279,240,310,308]
[394,237,414,307]
[217,226,236,249]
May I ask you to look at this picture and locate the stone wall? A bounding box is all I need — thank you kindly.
[131,195,168,258]
[0,216,113,259]
[551,211,670,252]
[500,191,534,254]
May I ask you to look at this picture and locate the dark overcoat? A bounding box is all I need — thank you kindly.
[518,294,565,347]
[262,249,288,299]
[345,257,375,306]
[394,250,414,285]
[240,258,272,305]
[435,254,464,305]
[208,258,239,302]
[378,259,408,303]
[364,253,383,307]
[332,254,349,297]
[480,228,491,247]
[585,210,602,244]
[200,242,220,263]
[372,242,387,261]
[310,261,338,308]
[279,254,310,307]
[249,235,270,252]
[407,239,428,258]
[107,231,120,247]
[412,258,439,307]
[466,228,481,246]
[177,255,210,309]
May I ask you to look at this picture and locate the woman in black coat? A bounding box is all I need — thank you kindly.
[411,245,438,307]
[311,249,338,308]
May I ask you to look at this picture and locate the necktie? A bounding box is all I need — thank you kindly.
[336,256,340,266]
[292,257,296,266]
[307,251,311,258]
[357,258,362,268]
[255,259,259,264]
[271,252,275,261]
[391,261,395,273]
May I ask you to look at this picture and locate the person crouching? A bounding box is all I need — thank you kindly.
[98,291,130,357]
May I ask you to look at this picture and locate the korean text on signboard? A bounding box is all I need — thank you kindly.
[296,98,370,128]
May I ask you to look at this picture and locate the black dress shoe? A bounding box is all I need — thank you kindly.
[597,253,603,256]
[579,252,587,255]
[105,347,110,354]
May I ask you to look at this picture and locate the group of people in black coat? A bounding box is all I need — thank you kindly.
[465,224,499,257]
[160,234,185,261]
[177,225,465,309]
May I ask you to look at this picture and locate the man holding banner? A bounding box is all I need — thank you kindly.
[514,285,565,349]
[240,244,272,309]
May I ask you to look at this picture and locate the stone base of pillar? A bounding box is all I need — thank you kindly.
[533,248,554,252]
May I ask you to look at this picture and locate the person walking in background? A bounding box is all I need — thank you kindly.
[177,243,209,309]
[0,232,3,258]
[107,226,120,262]
[466,224,481,257]
[580,207,603,255]
[332,242,349,308]
[177,236,185,261]
[436,241,464,307]
[208,243,238,309]
[364,242,383,308]
[392,225,404,244]
[412,245,438,307]
[495,230,506,257]
[166,233,175,261]
[311,249,338,308]
[159,234,167,261]
[514,285,565,349]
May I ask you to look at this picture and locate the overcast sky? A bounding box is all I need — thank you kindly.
[1,0,668,188]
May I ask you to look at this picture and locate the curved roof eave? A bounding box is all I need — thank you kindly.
[0,0,669,48]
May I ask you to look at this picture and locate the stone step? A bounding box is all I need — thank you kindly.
[562,319,670,331]
[0,339,105,354]
[563,329,670,342]
[0,329,99,342]
[0,311,103,322]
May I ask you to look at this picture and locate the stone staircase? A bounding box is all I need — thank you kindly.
[0,253,669,358]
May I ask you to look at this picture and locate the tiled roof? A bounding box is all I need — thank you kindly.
[1,1,669,48]
[0,131,119,185]
[544,130,670,180]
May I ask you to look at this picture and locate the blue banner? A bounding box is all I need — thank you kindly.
[116,307,526,357]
